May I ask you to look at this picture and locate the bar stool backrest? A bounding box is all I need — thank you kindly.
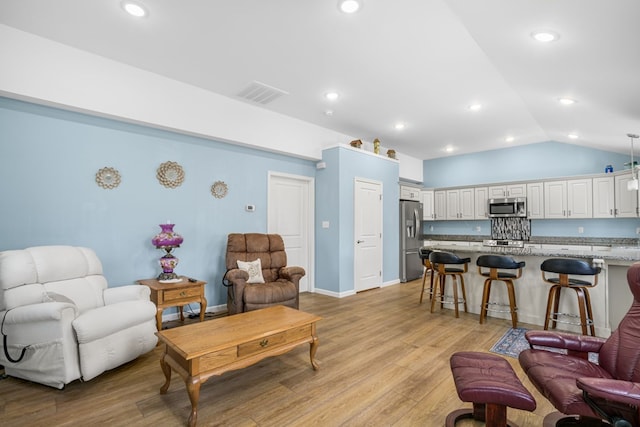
[418,247,432,261]
[541,258,601,276]
[477,255,525,270]
[429,251,469,265]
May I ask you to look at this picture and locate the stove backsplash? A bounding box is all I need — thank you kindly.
[491,217,531,241]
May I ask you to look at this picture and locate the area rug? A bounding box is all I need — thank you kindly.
[489,327,599,363]
[489,327,531,358]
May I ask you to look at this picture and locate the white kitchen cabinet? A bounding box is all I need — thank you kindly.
[421,189,435,221]
[488,184,526,198]
[526,182,544,219]
[400,185,421,201]
[474,187,489,219]
[592,176,615,218]
[567,178,593,218]
[446,188,474,220]
[434,190,447,220]
[544,180,567,218]
[544,179,592,218]
[614,173,639,217]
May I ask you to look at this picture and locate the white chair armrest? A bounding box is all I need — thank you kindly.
[103,285,151,305]
[3,302,78,324]
[73,300,157,342]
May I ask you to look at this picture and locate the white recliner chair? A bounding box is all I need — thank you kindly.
[0,245,158,389]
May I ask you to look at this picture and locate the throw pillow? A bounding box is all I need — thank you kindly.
[237,259,265,284]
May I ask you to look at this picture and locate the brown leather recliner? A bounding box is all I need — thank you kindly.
[519,262,640,427]
[223,233,305,315]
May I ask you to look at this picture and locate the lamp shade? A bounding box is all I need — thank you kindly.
[152,223,183,248]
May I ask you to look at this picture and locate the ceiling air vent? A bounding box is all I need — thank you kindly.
[237,81,288,105]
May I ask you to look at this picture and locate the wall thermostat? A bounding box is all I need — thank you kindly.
[245,204,255,212]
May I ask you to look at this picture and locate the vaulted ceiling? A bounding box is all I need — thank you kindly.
[1,0,639,159]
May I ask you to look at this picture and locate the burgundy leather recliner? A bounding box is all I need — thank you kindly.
[519,262,640,427]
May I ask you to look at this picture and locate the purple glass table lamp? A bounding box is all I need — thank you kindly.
[152,223,183,282]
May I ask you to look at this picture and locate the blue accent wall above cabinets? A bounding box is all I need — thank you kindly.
[424,141,630,188]
[0,97,316,309]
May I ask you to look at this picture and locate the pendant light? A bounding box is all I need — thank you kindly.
[627,133,639,191]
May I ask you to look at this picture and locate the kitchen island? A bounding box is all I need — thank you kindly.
[422,241,640,337]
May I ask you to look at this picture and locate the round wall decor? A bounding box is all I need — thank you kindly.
[156,161,185,188]
[95,167,121,189]
[211,181,228,198]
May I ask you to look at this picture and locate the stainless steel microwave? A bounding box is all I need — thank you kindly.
[488,197,527,218]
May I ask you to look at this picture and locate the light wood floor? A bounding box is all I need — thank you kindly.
[0,279,557,426]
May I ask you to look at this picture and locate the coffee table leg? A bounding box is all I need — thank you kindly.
[310,335,319,370]
[186,376,201,427]
[159,354,172,394]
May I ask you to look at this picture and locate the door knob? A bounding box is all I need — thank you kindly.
[356,240,364,244]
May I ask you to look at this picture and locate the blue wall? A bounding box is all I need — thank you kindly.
[0,97,317,308]
[423,142,638,238]
[316,146,400,293]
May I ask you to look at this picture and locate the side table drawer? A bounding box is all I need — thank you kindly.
[237,325,312,358]
[164,286,201,302]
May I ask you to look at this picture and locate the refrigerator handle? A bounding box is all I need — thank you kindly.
[413,208,420,238]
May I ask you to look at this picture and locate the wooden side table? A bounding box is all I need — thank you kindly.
[137,276,207,331]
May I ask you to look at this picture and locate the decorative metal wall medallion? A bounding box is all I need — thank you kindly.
[211,181,228,198]
[95,167,121,189]
[156,161,185,188]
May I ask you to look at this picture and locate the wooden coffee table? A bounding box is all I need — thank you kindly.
[156,305,321,427]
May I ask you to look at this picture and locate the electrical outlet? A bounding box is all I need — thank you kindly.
[578,226,584,234]
[636,227,640,235]
[475,226,481,232]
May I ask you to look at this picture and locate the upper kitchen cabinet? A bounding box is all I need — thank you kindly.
[614,173,640,217]
[526,182,544,219]
[434,190,447,220]
[400,185,421,201]
[488,184,526,198]
[544,179,593,219]
[474,187,489,219]
[421,189,435,221]
[593,176,615,218]
[446,188,475,220]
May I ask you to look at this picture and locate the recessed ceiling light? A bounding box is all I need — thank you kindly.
[394,123,405,130]
[444,146,455,153]
[324,91,339,101]
[121,1,147,17]
[338,0,362,14]
[505,136,515,143]
[558,97,577,105]
[467,103,482,111]
[531,31,559,42]
[568,133,579,139]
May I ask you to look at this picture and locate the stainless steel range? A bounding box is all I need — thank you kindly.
[483,239,524,248]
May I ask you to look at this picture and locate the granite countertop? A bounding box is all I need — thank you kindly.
[422,235,640,262]
[422,242,640,263]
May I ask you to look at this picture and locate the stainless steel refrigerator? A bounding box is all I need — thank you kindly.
[399,199,423,282]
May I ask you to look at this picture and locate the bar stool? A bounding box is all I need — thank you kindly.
[429,251,470,318]
[476,255,525,329]
[418,247,435,303]
[541,258,601,336]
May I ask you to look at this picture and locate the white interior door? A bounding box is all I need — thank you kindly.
[354,178,383,292]
[268,172,314,292]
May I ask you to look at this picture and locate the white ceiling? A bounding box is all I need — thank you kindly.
[1,0,639,160]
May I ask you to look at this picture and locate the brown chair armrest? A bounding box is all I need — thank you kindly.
[525,330,606,353]
[225,268,249,283]
[577,378,640,407]
[279,266,306,283]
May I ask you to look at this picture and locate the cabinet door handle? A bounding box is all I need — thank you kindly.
[610,209,613,216]
[180,291,187,297]
[260,339,269,347]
